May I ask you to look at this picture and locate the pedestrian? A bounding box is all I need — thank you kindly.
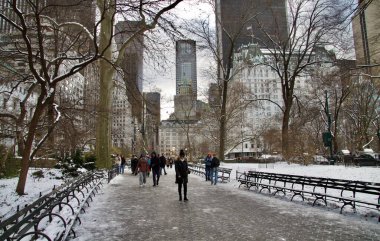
[204,153,212,181]
[131,155,138,175]
[137,154,149,187]
[169,157,173,168]
[175,149,189,201]
[159,154,167,175]
[150,151,160,186]
[210,153,220,185]
[166,156,170,168]
[120,155,126,174]
[146,154,151,177]
[115,154,121,174]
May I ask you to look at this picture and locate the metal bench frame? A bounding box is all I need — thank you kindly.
[189,164,232,182]
[0,172,104,241]
[237,171,380,221]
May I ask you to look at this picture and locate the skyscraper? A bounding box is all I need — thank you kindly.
[176,40,197,97]
[0,0,96,33]
[115,21,144,121]
[144,92,161,152]
[215,0,288,66]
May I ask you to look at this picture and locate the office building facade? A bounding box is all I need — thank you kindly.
[115,21,144,122]
[215,0,288,67]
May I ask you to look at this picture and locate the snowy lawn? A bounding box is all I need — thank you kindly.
[0,168,65,220]
[223,162,380,183]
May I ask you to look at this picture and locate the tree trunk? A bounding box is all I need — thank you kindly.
[95,0,115,169]
[16,101,45,195]
[219,80,228,161]
[186,132,193,162]
[95,59,114,169]
[281,104,291,159]
[333,122,339,153]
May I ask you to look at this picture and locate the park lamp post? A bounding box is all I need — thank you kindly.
[323,90,333,160]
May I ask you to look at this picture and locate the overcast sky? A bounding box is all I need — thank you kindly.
[142,1,215,121]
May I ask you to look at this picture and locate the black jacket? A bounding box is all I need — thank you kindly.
[159,156,166,168]
[150,156,160,171]
[211,156,220,168]
[175,158,189,184]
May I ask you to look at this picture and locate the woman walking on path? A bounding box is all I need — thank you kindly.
[175,149,189,201]
[204,153,212,181]
[137,154,149,187]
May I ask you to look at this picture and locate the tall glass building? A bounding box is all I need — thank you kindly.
[176,40,197,97]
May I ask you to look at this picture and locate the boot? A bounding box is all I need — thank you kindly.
[184,196,188,201]
[179,194,182,201]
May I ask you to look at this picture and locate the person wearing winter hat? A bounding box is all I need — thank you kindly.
[175,149,189,201]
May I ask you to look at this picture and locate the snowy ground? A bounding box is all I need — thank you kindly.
[223,162,380,182]
[1,163,379,222]
[72,168,380,241]
[0,168,65,220]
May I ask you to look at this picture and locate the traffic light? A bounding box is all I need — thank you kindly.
[322,132,332,147]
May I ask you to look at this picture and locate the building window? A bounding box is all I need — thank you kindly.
[180,43,192,54]
[181,62,192,84]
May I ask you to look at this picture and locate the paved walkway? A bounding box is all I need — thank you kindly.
[72,168,380,241]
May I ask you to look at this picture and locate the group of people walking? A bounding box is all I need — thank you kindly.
[132,152,169,187]
[116,150,220,202]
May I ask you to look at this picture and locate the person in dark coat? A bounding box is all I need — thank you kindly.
[120,155,126,174]
[150,151,160,186]
[159,154,167,175]
[204,153,212,181]
[175,149,189,201]
[131,155,138,175]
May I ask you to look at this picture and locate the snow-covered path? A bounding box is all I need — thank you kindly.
[71,167,380,241]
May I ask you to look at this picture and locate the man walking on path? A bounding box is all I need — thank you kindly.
[159,154,167,175]
[210,153,220,185]
[150,151,160,186]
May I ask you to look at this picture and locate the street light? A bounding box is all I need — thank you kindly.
[323,90,333,159]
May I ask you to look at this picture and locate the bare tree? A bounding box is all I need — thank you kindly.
[345,76,379,151]
[184,1,260,160]
[253,0,357,158]
[306,58,356,153]
[0,0,102,194]
[199,81,252,158]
